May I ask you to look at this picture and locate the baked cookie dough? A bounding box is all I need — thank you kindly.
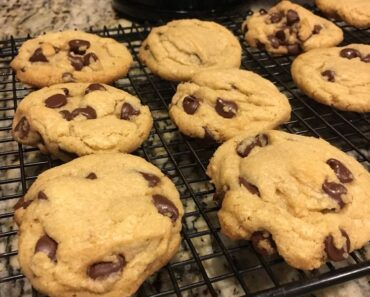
[291,44,370,112]
[14,153,183,297]
[316,0,370,29]
[207,130,370,270]
[169,69,291,142]
[138,19,241,81]
[242,0,343,55]
[12,83,153,161]
[11,31,132,87]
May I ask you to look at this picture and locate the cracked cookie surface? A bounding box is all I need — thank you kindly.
[316,0,370,29]
[291,44,370,112]
[10,31,132,87]
[207,130,370,270]
[242,0,343,56]
[169,69,291,142]
[12,83,153,161]
[138,19,241,81]
[14,153,183,297]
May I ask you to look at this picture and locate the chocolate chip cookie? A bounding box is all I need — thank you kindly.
[138,19,241,81]
[207,130,370,270]
[242,0,343,56]
[12,83,153,161]
[169,69,291,142]
[14,153,183,297]
[291,44,370,112]
[316,0,370,29]
[10,31,132,87]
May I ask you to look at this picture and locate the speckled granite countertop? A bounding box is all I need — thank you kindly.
[0,1,369,297]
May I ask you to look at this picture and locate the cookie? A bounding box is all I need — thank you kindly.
[316,0,370,29]
[14,153,183,297]
[12,83,153,161]
[242,0,343,56]
[10,31,132,87]
[207,130,370,270]
[138,19,241,81]
[168,69,291,142]
[291,44,370,112]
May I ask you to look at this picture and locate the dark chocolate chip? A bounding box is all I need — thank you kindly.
[286,9,300,26]
[268,35,280,49]
[324,229,350,261]
[29,48,48,62]
[72,106,97,119]
[144,44,150,50]
[86,172,97,179]
[140,172,160,187]
[83,52,98,66]
[239,177,260,196]
[250,231,276,256]
[275,30,286,42]
[213,189,227,204]
[62,88,69,96]
[361,54,370,63]
[59,110,74,121]
[152,194,179,223]
[287,43,302,55]
[259,8,267,15]
[69,39,90,55]
[182,95,200,115]
[256,41,266,50]
[38,191,48,200]
[68,53,84,71]
[215,98,238,119]
[321,70,335,82]
[85,83,106,94]
[62,72,74,82]
[326,159,353,183]
[53,46,60,53]
[87,255,125,280]
[14,197,32,210]
[237,134,268,158]
[340,48,361,59]
[21,67,26,72]
[45,94,67,108]
[120,103,140,120]
[270,12,283,23]
[322,181,347,209]
[14,117,30,139]
[313,25,322,34]
[35,234,58,262]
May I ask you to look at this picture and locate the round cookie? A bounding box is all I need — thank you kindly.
[291,44,370,112]
[12,83,153,161]
[316,0,370,29]
[242,0,343,56]
[169,69,291,142]
[10,31,133,87]
[138,19,241,81]
[207,130,370,270]
[14,153,183,297]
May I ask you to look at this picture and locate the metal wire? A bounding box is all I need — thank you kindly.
[0,10,369,297]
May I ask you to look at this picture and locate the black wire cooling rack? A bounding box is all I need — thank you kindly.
[1,10,370,297]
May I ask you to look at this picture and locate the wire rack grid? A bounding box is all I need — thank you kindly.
[0,10,370,297]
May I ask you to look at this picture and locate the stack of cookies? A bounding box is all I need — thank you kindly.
[10,0,370,296]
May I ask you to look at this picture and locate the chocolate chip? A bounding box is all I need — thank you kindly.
[259,8,267,15]
[275,30,286,42]
[68,53,84,71]
[313,25,322,34]
[72,106,97,119]
[322,181,347,209]
[53,46,60,53]
[270,12,283,23]
[256,41,265,50]
[250,231,276,256]
[215,98,238,119]
[62,72,74,82]
[182,95,200,115]
[213,188,228,204]
[29,48,48,62]
[326,159,353,183]
[85,83,106,94]
[120,103,140,120]
[324,230,350,261]
[286,9,300,26]
[86,172,97,179]
[45,94,67,108]
[287,43,302,55]
[321,70,335,82]
[14,117,30,139]
[144,44,150,50]
[62,88,69,96]
[239,177,260,196]
[237,134,268,158]
[340,48,361,59]
[152,194,179,223]
[14,197,32,210]
[83,52,98,66]
[140,172,160,187]
[38,191,48,200]
[268,35,280,49]
[69,39,90,55]
[59,110,74,121]
[361,54,370,63]
[87,255,125,280]
[35,234,58,262]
